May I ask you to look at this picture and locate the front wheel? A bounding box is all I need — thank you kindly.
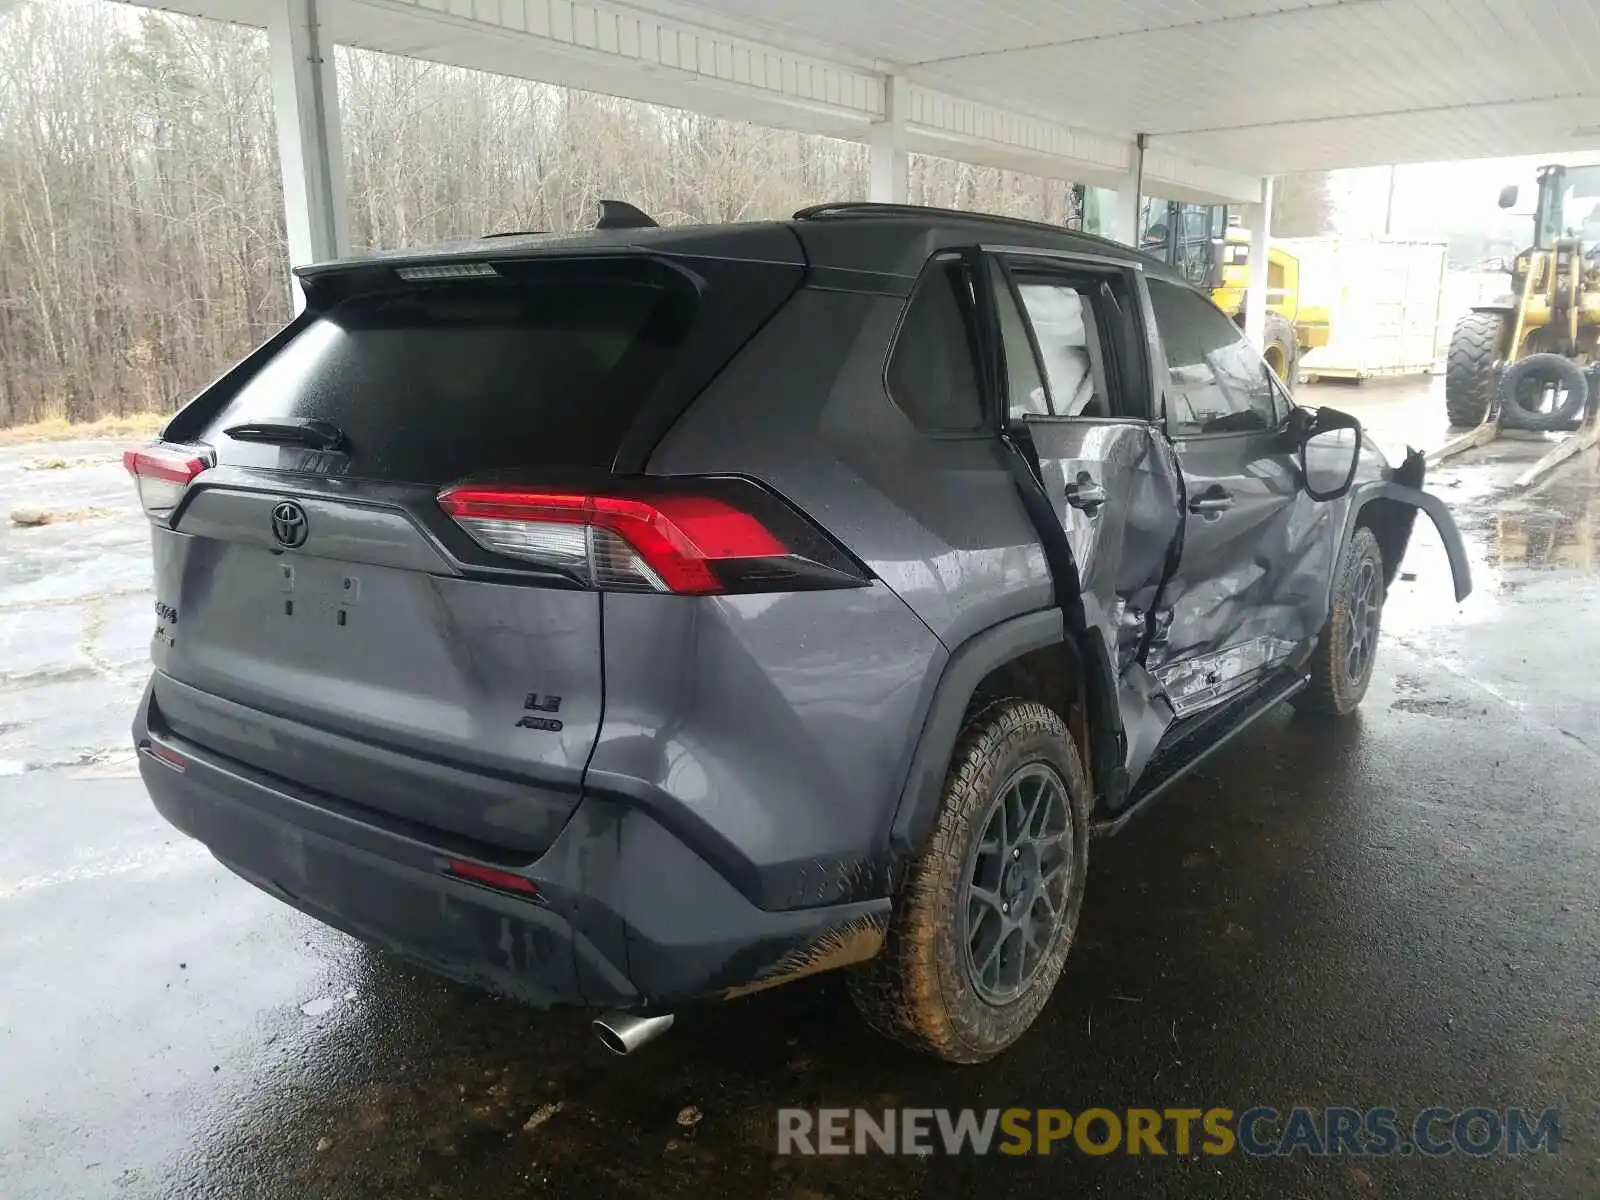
[848,700,1090,1063]
[1293,526,1385,716]
[1444,310,1504,427]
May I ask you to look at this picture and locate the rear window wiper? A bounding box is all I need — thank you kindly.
[223,417,346,451]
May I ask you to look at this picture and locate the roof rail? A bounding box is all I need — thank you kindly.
[792,201,1139,255]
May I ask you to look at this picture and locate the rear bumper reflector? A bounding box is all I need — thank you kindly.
[444,858,540,898]
[141,742,189,773]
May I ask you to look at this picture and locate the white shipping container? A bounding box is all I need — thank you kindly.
[1275,236,1448,380]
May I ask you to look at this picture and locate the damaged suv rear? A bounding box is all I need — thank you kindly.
[130,204,1469,1062]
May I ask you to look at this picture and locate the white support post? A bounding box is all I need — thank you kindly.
[1111,135,1146,245]
[1244,176,1273,351]
[868,73,909,204]
[269,0,348,310]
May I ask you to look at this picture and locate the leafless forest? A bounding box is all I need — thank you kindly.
[0,0,1098,428]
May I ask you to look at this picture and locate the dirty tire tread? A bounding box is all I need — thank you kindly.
[848,699,1090,1063]
[1294,526,1384,717]
[1262,313,1299,393]
[1444,311,1502,427]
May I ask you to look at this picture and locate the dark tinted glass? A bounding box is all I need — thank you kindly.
[886,260,984,431]
[205,275,692,483]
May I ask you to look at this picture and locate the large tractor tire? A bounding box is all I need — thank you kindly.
[1444,311,1505,427]
[1261,313,1299,393]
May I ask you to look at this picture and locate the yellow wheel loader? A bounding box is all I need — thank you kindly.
[1444,164,1600,429]
[1432,164,1600,486]
[1139,199,1329,390]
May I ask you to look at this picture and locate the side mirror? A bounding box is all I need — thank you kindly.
[1298,406,1363,501]
[1498,184,1519,209]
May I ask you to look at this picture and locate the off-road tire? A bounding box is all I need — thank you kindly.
[848,700,1090,1063]
[1444,311,1504,427]
[1262,312,1299,393]
[1293,526,1385,717]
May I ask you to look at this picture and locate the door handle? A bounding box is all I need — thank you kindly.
[1189,489,1234,515]
[1065,474,1107,513]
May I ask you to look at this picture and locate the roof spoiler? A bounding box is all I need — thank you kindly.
[480,200,657,239]
[596,200,658,230]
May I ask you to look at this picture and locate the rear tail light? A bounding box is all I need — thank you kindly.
[124,443,212,520]
[437,479,868,595]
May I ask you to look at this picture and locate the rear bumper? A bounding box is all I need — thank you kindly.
[134,683,888,1009]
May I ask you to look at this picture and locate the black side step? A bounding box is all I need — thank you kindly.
[1091,669,1307,839]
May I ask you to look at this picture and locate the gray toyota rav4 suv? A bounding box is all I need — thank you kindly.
[128,202,1470,1062]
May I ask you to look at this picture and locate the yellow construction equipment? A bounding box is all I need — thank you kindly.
[1139,199,1329,389]
[1433,163,1600,485]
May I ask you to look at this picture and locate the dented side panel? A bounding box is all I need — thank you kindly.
[1024,420,1183,666]
[1023,418,1184,780]
[1150,425,1340,715]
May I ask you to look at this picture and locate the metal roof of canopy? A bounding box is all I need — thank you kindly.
[696,0,1600,173]
[118,0,1600,203]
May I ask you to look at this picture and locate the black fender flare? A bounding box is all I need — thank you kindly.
[1335,475,1472,611]
[884,609,1127,862]
[886,608,1063,858]
[884,605,1127,861]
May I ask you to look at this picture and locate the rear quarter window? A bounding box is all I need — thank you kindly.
[885,258,985,433]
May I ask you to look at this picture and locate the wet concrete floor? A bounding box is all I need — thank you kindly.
[3,377,1598,1198]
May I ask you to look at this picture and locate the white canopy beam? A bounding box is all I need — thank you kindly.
[268,0,349,301]
[1244,176,1273,351]
[869,73,909,203]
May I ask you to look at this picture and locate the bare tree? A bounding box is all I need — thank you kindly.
[0,0,1088,428]
[1268,171,1335,238]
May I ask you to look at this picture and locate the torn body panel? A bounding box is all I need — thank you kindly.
[1150,432,1469,730]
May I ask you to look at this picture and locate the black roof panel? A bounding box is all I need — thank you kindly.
[294,203,1184,290]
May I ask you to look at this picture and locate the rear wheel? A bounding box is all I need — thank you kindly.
[1444,311,1505,426]
[1294,526,1385,717]
[1261,313,1299,393]
[848,700,1090,1063]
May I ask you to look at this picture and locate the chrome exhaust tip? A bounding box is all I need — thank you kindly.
[592,1010,675,1056]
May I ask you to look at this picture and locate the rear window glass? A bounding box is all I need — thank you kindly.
[205,271,693,483]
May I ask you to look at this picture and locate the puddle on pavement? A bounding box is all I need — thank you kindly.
[1385,429,1600,645]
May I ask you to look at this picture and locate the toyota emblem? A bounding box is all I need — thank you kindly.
[270,500,309,548]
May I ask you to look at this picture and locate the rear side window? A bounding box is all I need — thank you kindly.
[886,259,984,432]
[203,267,694,483]
[1014,281,1110,418]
